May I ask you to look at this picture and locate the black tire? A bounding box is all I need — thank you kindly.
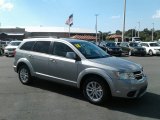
[82,77,111,105]
[18,65,32,85]
[148,50,153,56]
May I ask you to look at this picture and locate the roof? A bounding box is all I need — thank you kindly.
[25,26,95,34]
[71,35,96,40]
[108,34,122,39]
[5,33,24,36]
[23,37,85,43]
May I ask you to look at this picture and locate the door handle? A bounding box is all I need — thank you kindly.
[28,55,32,58]
[49,58,56,62]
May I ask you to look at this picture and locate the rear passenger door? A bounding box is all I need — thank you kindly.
[48,42,78,83]
[31,41,51,75]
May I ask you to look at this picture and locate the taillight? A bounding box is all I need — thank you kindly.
[13,49,16,56]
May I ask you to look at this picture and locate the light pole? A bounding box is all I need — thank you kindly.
[138,21,140,37]
[95,14,98,43]
[152,23,154,41]
[122,0,126,42]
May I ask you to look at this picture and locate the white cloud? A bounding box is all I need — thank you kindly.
[152,10,160,19]
[111,15,120,19]
[0,0,14,11]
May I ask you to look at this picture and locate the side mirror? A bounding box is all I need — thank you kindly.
[66,52,76,59]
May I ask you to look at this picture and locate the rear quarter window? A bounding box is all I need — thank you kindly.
[32,41,51,54]
[20,41,36,51]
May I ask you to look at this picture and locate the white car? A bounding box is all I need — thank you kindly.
[140,42,160,56]
[4,41,21,57]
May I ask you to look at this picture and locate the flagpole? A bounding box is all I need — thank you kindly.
[69,25,70,38]
[95,14,98,43]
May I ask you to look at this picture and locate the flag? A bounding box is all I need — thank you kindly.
[66,14,73,26]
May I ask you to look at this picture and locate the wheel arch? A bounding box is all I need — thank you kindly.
[16,58,34,76]
[77,70,114,96]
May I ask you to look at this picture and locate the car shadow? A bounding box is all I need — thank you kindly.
[30,79,160,119]
[30,79,85,101]
[104,92,160,119]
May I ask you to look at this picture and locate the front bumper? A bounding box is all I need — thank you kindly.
[155,51,160,55]
[13,65,17,72]
[112,75,148,98]
[4,50,14,56]
[132,51,146,55]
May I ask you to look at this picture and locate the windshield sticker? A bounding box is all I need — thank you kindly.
[74,44,81,48]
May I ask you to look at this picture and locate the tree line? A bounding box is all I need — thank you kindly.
[100,28,160,41]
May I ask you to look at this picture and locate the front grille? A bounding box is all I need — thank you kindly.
[137,48,144,51]
[134,71,143,80]
[7,48,15,51]
[113,48,120,51]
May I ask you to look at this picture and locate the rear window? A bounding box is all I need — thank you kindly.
[149,43,159,47]
[20,41,36,51]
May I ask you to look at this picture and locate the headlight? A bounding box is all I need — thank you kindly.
[108,48,113,51]
[116,72,135,80]
[154,49,159,51]
[132,48,137,51]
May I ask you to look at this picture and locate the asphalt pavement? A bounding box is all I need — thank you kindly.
[0,56,160,120]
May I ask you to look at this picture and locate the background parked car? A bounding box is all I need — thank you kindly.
[99,41,122,56]
[120,42,146,56]
[156,41,160,46]
[140,42,160,56]
[115,42,121,46]
[4,41,21,57]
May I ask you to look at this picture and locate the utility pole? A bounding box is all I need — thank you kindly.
[132,29,133,37]
[152,23,154,41]
[135,26,136,37]
[95,14,98,43]
[122,0,126,42]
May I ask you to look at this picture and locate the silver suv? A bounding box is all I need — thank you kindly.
[13,38,148,104]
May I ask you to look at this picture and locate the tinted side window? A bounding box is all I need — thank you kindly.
[141,43,149,47]
[52,42,73,57]
[33,41,51,54]
[20,41,35,51]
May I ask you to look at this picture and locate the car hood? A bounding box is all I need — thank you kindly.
[130,46,143,49]
[107,46,121,49]
[89,56,142,72]
[5,45,18,49]
[150,46,160,49]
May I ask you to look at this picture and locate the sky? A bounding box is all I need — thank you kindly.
[0,0,160,33]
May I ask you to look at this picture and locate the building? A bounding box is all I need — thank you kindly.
[0,26,97,41]
[107,34,122,42]
[0,27,25,41]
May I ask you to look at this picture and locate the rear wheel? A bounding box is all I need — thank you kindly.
[82,77,111,105]
[18,65,32,85]
[149,50,153,56]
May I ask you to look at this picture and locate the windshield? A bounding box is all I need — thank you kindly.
[106,42,116,47]
[149,43,159,47]
[134,38,141,41]
[71,41,110,59]
[9,41,21,46]
[129,42,140,47]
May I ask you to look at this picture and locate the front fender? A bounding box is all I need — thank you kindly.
[77,68,114,92]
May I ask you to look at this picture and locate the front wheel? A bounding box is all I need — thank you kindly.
[82,77,111,105]
[129,50,132,56]
[18,65,32,85]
